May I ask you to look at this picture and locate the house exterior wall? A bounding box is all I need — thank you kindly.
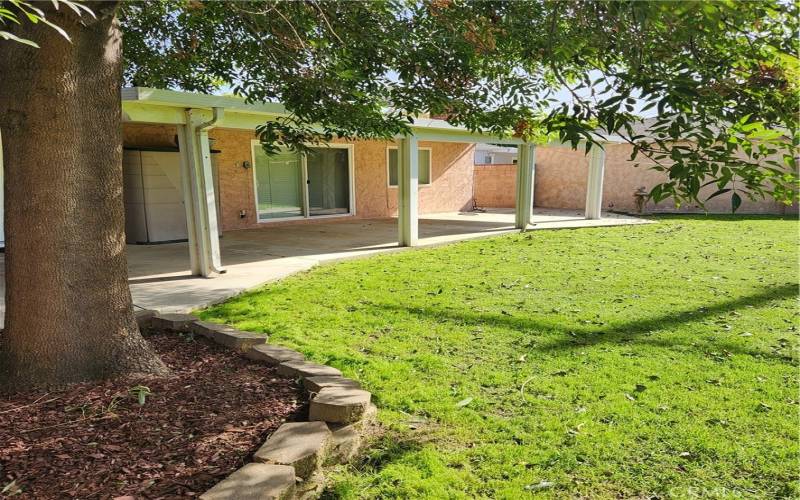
[601,144,795,214]
[474,164,516,208]
[124,122,792,226]
[122,124,475,232]
[472,143,794,214]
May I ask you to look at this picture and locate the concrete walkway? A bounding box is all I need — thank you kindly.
[0,209,649,324]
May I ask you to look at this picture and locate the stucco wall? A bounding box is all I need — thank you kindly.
[474,164,516,208]
[122,124,475,231]
[472,143,793,214]
[533,146,588,210]
[601,144,793,214]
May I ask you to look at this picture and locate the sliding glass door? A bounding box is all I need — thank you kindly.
[252,147,303,220]
[306,147,351,216]
[252,143,353,221]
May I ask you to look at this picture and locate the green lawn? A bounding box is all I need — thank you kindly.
[200,216,798,499]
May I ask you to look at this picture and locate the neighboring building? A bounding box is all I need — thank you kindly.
[474,144,517,165]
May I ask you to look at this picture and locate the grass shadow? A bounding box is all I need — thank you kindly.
[319,432,428,499]
[646,213,796,222]
[366,283,797,361]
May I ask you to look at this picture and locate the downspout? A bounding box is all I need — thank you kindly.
[198,106,223,132]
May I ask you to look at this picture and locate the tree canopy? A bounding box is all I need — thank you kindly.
[4,0,799,209]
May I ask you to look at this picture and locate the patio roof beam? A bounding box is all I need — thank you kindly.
[122,102,187,125]
[585,145,606,220]
[122,87,528,145]
[515,144,536,229]
[397,135,419,247]
[411,129,523,145]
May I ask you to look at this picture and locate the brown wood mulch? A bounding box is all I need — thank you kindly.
[0,332,305,499]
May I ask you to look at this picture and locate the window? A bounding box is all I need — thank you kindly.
[483,155,493,164]
[387,147,432,187]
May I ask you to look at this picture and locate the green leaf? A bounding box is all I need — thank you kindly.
[731,192,742,212]
[0,30,39,47]
[706,188,731,201]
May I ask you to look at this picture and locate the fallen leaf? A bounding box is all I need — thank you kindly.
[525,481,554,491]
[456,397,474,408]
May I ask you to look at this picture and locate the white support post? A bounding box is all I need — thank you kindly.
[177,124,201,276]
[397,135,419,247]
[585,144,606,220]
[197,124,223,273]
[179,109,224,277]
[515,143,536,229]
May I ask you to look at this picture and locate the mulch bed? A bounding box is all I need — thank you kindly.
[0,331,305,499]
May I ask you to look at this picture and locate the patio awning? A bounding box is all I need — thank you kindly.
[121,87,524,145]
[118,87,608,276]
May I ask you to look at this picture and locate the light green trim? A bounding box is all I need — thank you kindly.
[122,87,523,144]
[123,87,287,116]
[122,87,626,146]
[122,102,187,125]
[411,128,522,145]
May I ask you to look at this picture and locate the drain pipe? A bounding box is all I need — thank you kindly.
[198,106,223,132]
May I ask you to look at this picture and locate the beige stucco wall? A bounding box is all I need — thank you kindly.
[473,143,794,214]
[602,144,794,214]
[474,164,516,208]
[122,124,475,231]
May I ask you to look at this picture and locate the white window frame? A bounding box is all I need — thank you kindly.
[386,146,432,188]
[250,140,356,223]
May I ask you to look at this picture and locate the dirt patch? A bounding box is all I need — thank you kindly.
[0,332,305,499]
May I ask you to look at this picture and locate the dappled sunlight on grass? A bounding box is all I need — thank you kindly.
[201,216,798,498]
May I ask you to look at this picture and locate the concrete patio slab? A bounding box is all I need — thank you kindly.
[0,209,649,327]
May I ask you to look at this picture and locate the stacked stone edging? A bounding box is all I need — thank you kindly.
[139,312,376,500]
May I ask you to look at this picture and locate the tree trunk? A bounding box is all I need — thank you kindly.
[0,3,167,390]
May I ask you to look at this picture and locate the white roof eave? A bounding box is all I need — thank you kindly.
[121,86,524,145]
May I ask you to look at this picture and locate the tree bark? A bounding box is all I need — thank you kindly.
[0,3,167,390]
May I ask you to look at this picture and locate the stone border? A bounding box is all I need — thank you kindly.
[138,311,376,500]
